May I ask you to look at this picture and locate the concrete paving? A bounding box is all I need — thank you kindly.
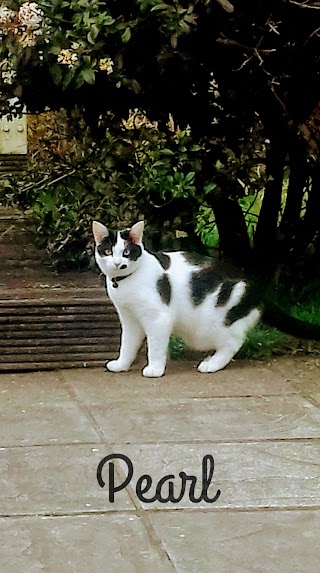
[1,355,320,572]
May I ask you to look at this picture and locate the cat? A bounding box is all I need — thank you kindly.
[93,219,320,377]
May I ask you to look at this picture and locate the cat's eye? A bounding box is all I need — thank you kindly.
[104,249,112,256]
[123,248,131,257]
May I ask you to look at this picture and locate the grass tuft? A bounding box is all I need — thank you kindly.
[169,336,186,360]
[238,325,291,360]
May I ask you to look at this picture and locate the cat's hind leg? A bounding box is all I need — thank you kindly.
[198,344,241,373]
[107,310,145,373]
[198,308,260,373]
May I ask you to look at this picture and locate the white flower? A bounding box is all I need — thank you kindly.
[18,2,43,29]
[57,48,79,68]
[0,5,15,25]
[3,71,15,84]
[167,113,175,132]
[98,57,114,74]
[0,62,16,84]
[19,30,37,47]
[0,2,45,47]
[122,109,158,130]
[0,58,10,69]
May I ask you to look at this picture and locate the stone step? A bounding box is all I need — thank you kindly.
[0,154,28,174]
[0,298,119,372]
[0,207,120,371]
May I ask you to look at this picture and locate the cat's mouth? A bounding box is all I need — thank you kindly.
[110,263,128,274]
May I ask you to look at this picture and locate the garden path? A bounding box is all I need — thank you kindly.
[0,357,320,571]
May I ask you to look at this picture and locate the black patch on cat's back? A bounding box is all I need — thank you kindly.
[157,274,171,305]
[224,283,259,326]
[216,279,239,307]
[153,251,171,270]
[191,267,222,306]
[183,252,210,266]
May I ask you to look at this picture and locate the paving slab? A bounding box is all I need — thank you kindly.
[0,445,134,516]
[0,514,175,573]
[273,356,320,406]
[0,371,100,447]
[80,389,320,443]
[1,356,320,572]
[149,510,320,573]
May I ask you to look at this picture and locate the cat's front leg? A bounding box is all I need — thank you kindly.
[143,316,172,378]
[107,310,145,373]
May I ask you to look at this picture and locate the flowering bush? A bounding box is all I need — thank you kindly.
[0,0,136,111]
[0,2,44,42]
[1,0,319,275]
[1,105,208,267]
[0,0,218,121]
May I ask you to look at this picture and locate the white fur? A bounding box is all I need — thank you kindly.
[93,222,260,377]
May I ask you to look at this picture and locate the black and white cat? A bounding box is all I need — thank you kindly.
[93,219,265,377]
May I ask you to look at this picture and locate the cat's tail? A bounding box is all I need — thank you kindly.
[262,302,320,340]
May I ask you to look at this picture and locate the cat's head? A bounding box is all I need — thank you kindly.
[92,220,144,278]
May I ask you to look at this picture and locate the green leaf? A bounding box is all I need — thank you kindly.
[215,160,224,170]
[49,46,63,55]
[121,27,131,43]
[101,14,115,26]
[151,3,170,11]
[138,0,158,11]
[87,25,99,44]
[51,64,63,85]
[82,11,91,27]
[185,171,195,182]
[204,181,217,194]
[62,68,76,90]
[81,67,96,84]
[75,74,85,88]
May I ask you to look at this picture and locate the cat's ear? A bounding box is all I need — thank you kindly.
[129,221,144,244]
[92,221,109,245]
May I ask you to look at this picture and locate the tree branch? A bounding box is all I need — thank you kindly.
[289,1,320,9]
[214,0,234,14]
[216,33,289,118]
[304,25,320,44]
[216,34,276,55]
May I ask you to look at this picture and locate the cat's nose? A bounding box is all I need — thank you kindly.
[114,261,127,270]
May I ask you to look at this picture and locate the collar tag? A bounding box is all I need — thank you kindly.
[111,273,132,288]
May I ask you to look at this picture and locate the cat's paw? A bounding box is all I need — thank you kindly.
[106,360,129,373]
[198,357,229,373]
[198,360,213,373]
[142,365,165,378]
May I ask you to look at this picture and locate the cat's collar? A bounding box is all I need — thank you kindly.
[111,273,133,288]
